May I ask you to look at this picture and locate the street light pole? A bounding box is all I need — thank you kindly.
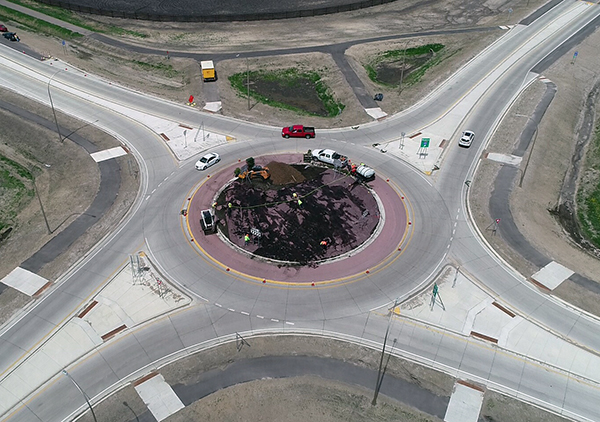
[372,298,400,405]
[62,369,98,422]
[48,70,64,143]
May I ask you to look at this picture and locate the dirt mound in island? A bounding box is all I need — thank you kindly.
[266,161,306,185]
[216,166,379,265]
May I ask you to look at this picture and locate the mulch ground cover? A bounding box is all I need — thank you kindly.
[216,162,379,264]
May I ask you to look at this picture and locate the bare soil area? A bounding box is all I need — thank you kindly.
[0,87,139,326]
[469,27,600,315]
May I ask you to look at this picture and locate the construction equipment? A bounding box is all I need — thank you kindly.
[238,165,270,180]
[201,60,216,82]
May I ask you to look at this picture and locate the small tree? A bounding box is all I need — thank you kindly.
[234,167,241,177]
[246,157,255,170]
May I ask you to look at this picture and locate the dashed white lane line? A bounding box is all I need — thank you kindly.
[228,308,235,312]
[285,321,295,325]
[271,319,279,322]
[151,189,156,194]
[257,315,264,319]
[215,303,222,308]
[241,311,249,316]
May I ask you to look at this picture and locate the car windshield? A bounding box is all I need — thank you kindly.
[200,156,209,163]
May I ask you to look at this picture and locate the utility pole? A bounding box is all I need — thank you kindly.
[48,70,64,143]
[246,57,250,110]
[372,298,400,405]
[62,369,98,422]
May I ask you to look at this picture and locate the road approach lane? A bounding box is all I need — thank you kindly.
[2,0,600,420]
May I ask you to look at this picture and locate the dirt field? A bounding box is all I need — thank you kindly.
[469,27,600,315]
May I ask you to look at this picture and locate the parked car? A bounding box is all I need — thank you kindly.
[458,130,475,147]
[282,125,315,139]
[195,152,220,170]
[200,209,216,233]
[0,24,8,32]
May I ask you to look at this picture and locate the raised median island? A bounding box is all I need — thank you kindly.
[215,161,379,265]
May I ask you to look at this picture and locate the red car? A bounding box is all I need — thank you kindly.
[281,125,315,139]
[0,24,8,32]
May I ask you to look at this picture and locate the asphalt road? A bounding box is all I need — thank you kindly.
[2,1,600,421]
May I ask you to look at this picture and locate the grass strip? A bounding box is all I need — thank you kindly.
[3,0,146,37]
[0,4,82,38]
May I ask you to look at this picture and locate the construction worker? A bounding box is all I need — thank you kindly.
[351,164,357,175]
[320,240,327,248]
[293,192,298,199]
[244,234,250,245]
[297,199,303,208]
[212,202,218,208]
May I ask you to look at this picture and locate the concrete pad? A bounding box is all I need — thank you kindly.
[365,107,387,119]
[134,373,184,421]
[486,153,522,166]
[471,303,514,340]
[531,261,574,290]
[444,381,484,422]
[83,296,131,337]
[203,101,222,113]
[90,146,127,162]
[401,269,489,333]
[380,132,444,174]
[1,267,49,296]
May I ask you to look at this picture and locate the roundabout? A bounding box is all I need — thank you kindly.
[141,141,452,321]
[185,153,411,285]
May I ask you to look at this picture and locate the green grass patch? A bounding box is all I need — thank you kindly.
[381,43,444,59]
[229,68,345,117]
[366,43,447,87]
[0,155,35,233]
[577,124,600,248]
[132,60,180,78]
[3,0,147,37]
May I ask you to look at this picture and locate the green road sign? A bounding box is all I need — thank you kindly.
[421,138,430,148]
[432,283,438,297]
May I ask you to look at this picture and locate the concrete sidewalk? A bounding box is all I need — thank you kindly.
[0,252,191,418]
[399,266,600,386]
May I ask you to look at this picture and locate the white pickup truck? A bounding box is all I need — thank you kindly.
[311,149,348,167]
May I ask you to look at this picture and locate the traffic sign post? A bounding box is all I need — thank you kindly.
[418,138,430,158]
[430,283,445,311]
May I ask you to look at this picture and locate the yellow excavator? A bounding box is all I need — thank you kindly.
[238,165,270,180]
